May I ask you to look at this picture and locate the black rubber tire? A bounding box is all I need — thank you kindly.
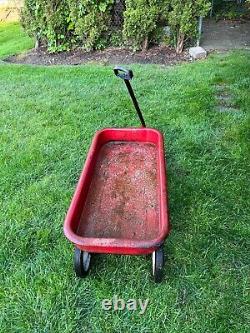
[152,247,164,283]
[74,247,91,278]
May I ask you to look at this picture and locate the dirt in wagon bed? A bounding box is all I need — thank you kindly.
[77,141,160,241]
[6,45,190,66]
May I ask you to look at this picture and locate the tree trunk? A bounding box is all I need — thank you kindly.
[176,33,185,54]
[35,37,41,50]
[142,36,149,52]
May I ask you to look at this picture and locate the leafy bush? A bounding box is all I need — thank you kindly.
[123,0,210,53]
[213,0,250,21]
[44,1,71,52]
[122,0,162,51]
[21,0,115,52]
[163,0,211,54]
[21,1,71,52]
[21,0,211,53]
[68,0,115,51]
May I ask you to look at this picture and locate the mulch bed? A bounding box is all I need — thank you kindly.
[6,46,190,66]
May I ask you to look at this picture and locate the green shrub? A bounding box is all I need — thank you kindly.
[163,0,211,54]
[123,0,163,51]
[68,0,115,51]
[21,0,211,53]
[20,0,45,48]
[21,0,115,52]
[213,0,250,21]
[123,0,210,53]
[21,0,71,52]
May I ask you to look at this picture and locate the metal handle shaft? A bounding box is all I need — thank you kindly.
[113,67,146,127]
[124,80,146,128]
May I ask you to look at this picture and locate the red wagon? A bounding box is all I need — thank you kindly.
[64,67,170,282]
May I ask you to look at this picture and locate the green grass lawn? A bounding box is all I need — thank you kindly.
[0,24,249,333]
[0,22,33,59]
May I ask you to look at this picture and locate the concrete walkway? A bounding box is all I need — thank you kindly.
[201,19,250,50]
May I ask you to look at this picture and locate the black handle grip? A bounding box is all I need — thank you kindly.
[114,66,133,81]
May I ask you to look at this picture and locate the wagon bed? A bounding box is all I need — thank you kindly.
[77,141,159,241]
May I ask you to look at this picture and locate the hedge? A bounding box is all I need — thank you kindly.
[21,0,211,53]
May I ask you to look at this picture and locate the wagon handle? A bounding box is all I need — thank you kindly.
[114,67,133,80]
[113,66,146,128]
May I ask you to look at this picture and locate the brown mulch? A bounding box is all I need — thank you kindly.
[5,46,190,66]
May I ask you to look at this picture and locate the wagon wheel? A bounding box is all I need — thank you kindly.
[74,247,91,278]
[152,247,164,283]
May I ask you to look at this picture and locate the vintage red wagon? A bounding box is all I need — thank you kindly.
[64,67,170,282]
